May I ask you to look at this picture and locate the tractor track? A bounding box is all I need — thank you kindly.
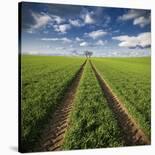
[90,60,150,146]
[34,60,86,152]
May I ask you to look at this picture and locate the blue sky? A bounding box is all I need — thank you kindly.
[21,2,151,57]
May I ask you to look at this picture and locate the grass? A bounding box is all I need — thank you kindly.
[62,61,124,150]
[21,55,85,151]
[21,56,151,151]
[92,57,151,138]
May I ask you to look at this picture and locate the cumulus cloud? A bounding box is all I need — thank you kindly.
[69,19,83,27]
[85,13,95,24]
[133,16,151,27]
[51,15,65,24]
[80,8,111,27]
[112,32,151,48]
[41,37,72,43]
[28,12,51,33]
[81,11,95,24]
[118,10,141,21]
[80,42,88,46]
[27,12,66,33]
[53,24,71,33]
[75,37,84,42]
[96,40,107,46]
[118,9,150,28]
[86,30,107,39]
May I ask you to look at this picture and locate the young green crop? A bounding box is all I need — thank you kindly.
[62,62,124,149]
[21,55,85,151]
[92,57,151,138]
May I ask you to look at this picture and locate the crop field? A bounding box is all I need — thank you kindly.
[92,57,151,138]
[21,55,85,150]
[20,56,151,152]
[62,62,124,149]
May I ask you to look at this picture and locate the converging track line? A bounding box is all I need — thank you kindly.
[90,60,150,146]
[34,60,87,152]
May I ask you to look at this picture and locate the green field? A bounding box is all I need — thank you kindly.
[21,55,85,150]
[92,57,151,138]
[21,55,151,151]
[63,62,124,149]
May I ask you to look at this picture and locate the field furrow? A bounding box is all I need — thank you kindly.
[34,60,86,152]
[62,61,124,149]
[21,56,85,152]
[92,57,151,138]
[21,56,151,152]
[90,60,150,145]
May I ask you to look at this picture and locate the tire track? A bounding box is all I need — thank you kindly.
[90,60,150,146]
[34,60,87,152]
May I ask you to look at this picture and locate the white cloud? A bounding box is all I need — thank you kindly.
[118,10,141,21]
[84,13,95,24]
[27,12,66,33]
[53,24,71,33]
[118,10,150,28]
[81,11,95,24]
[51,15,65,24]
[41,37,72,43]
[86,30,107,39]
[55,47,66,50]
[80,42,88,46]
[133,16,151,27]
[28,12,51,32]
[112,32,151,48]
[113,29,120,33]
[75,37,84,42]
[61,37,72,43]
[96,40,107,46]
[69,19,83,27]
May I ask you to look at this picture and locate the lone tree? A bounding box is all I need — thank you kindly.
[84,51,93,58]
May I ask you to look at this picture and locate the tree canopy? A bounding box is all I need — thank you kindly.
[84,51,93,58]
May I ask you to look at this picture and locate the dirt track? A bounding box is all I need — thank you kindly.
[34,59,150,152]
[90,60,150,146]
[34,60,86,152]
